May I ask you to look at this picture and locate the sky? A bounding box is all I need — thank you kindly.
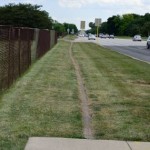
[0,0,150,30]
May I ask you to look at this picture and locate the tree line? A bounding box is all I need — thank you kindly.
[88,13,150,37]
[0,3,78,36]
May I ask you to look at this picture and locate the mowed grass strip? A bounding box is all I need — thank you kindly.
[72,42,150,141]
[63,35,77,41]
[0,40,83,150]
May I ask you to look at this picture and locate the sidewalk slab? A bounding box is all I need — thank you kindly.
[25,137,131,150]
[128,141,150,150]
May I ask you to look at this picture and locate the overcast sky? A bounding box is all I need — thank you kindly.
[1,0,150,29]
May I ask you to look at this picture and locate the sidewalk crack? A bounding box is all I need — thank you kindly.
[126,141,132,150]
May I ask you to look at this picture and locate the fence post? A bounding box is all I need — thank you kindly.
[8,27,11,88]
[28,29,31,67]
[31,28,39,62]
[18,29,21,76]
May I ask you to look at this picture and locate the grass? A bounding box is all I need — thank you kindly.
[117,36,148,40]
[72,42,150,141]
[1,37,150,150]
[63,35,77,40]
[116,36,132,39]
[0,40,83,150]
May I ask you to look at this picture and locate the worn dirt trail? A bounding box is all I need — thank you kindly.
[69,41,94,139]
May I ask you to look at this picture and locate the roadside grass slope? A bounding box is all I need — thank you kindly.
[0,40,83,150]
[73,42,150,141]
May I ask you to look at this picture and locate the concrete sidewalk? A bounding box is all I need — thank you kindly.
[25,137,150,150]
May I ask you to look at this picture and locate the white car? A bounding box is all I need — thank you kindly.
[101,34,107,38]
[109,35,115,39]
[147,36,150,49]
[88,34,96,40]
[133,35,142,41]
[100,34,109,38]
[78,34,84,37]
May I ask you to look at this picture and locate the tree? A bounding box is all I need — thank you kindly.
[63,23,78,34]
[0,3,53,29]
[113,15,122,35]
[53,22,65,36]
[144,13,150,21]
[107,16,116,34]
[142,22,150,36]
[89,22,95,28]
[100,22,107,33]
[92,12,150,36]
[88,22,97,34]
[128,24,140,36]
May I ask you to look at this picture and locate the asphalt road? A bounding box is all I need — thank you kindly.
[75,37,150,64]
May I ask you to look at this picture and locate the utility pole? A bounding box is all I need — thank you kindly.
[67,24,70,34]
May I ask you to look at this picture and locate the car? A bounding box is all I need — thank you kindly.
[78,34,84,37]
[88,34,96,40]
[99,33,103,38]
[100,34,107,38]
[109,35,115,39]
[105,34,109,38]
[147,36,150,49]
[84,33,88,37]
[133,35,142,41]
[100,34,109,38]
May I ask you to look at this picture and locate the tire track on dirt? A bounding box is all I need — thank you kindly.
[69,41,94,139]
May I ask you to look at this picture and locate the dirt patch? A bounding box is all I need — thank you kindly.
[127,80,150,86]
[69,41,94,139]
[135,80,150,85]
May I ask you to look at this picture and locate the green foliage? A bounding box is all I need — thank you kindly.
[142,22,150,36]
[99,22,108,34]
[0,3,78,36]
[52,22,78,36]
[107,15,118,34]
[0,3,53,29]
[88,13,150,37]
[53,21,66,36]
[63,23,78,34]
[89,22,95,28]
[87,22,97,34]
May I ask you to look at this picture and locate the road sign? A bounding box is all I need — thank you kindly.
[80,21,85,29]
[95,18,102,39]
[95,18,101,27]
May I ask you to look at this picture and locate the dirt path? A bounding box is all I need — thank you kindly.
[69,41,94,139]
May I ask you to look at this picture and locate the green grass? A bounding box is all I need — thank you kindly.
[117,36,147,40]
[1,38,150,150]
[72,42,150,141]
[63,35,77,40]
[116,36,132,39]
[0,41,83,150]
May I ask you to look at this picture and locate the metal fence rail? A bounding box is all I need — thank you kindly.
[0,26,57,90]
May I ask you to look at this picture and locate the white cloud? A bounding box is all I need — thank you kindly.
[58,0,147,8]
[58,0,84,8]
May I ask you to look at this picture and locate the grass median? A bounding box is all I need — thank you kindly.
[72,42,150,141]
[0,40,83,150]
[63,35,77,40]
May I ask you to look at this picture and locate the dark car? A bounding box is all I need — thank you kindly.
[147,36,150,49]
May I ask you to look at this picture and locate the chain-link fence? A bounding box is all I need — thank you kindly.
[0,26,57,90]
